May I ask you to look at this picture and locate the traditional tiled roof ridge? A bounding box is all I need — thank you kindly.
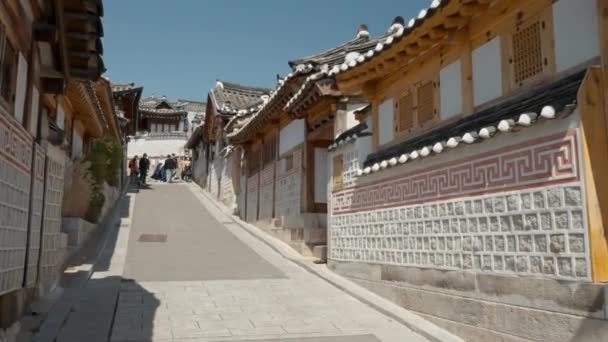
[210,80,271,116]
[329,0,451,78]
[329,121,373,152]
[355,69,586,177]
[140,107,187,115]
[111,82,143,94]
[217,80,272,95]
[288,34,371,69]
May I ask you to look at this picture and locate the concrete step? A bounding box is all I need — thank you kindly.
[312,245,327,260]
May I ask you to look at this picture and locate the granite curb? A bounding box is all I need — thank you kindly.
[192,184,465,342]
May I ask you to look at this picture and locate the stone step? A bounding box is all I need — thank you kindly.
[312,245,328,260]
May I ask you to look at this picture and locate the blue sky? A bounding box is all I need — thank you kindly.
[103,0,430,101]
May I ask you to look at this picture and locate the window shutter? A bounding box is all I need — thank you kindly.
[397,93,414,133]
[417,81,435,125]
[513,20,544,85]
[332,155,343,191]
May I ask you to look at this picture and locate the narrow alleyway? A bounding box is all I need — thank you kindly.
[36,183,429,342]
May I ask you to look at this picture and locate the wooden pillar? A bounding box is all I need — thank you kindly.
[461,28,475,115]
[578,67,608,282]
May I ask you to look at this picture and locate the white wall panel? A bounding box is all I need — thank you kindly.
[553,0,599,72]
[440,59,463,119]
[14,54,28,124]
[378,98,394,146]
[279,119,305,155]
[473,37,503,107]
[314,148,328,203]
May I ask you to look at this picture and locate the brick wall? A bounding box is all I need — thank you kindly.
[275,148,302,222]
[258,163,275,220]
[330,128,587,281]
[246,173,259,222]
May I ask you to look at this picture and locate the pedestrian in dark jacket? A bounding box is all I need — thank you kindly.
[163,154,177,183]
[139,153,150,184]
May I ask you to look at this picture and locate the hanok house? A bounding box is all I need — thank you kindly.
[223,26,378,258]
[326,0,608,341]
[189,81,270,211]
[0,0,105,337]
[126,95,189,165]
[111,82,143,136]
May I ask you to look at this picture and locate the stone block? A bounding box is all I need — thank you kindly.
[380,265,476,292]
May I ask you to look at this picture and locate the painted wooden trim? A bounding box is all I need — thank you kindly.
[578,67,608,282]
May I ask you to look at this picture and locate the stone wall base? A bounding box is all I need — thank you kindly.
[61,217,96,247]
[329,260,608,342]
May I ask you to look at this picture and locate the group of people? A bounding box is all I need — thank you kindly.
[128,153,181,185]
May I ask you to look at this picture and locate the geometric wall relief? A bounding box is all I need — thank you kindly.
[330,130,589,280]
[0,114,33,295]
[330,184,589,280]
[275,148,302,220]
[332,130,579,214]
[25,144,46,286]
[39,146,65,288]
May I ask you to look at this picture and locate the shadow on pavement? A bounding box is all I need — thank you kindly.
[34,191,163,342]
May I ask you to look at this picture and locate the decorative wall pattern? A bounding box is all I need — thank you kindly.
[341,147,359,189]
[275,148,302,221]
[330,130,588,280]
[0,115,32,295]
[39,147,65,289]
[246,173,259,222]
[332,131,578,214]
[330,184,588,280]
[25,144,45,286]
[259,163,275,220]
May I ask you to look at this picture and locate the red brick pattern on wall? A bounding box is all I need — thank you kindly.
[332,130,579,214]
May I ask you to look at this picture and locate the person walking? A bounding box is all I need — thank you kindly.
[128,156,139,185]
[163,154,177,183]
[139,153,150,185]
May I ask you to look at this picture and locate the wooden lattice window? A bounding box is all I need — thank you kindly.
[332,154,343,191]
[417,81,436,125]
[396,93,414,133]
[513,21,544,84]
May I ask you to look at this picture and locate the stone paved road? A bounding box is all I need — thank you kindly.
[45,183,428,342]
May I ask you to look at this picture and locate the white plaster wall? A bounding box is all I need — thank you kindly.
[56,103,65,130]
[314,148,328,203]
[29,86,39,137]
[440,59,463,119]
[279,119,305,156]
[127,138,186,158]
[553,0,600,73]
[14,54,28,125]
[71,122,84,159]
[378,98,394,146]
[355,136,373,170]
[473,37,503,107]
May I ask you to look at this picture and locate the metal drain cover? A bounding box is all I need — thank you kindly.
[138,234,167,242]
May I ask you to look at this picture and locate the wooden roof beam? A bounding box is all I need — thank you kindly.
[443,15,468,29]
[460,2,490,17]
